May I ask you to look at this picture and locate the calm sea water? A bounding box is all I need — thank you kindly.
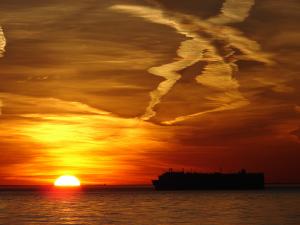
[0,188,299,225]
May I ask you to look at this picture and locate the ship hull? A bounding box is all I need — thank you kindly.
[152,182,264,190]
[152,171,264,190]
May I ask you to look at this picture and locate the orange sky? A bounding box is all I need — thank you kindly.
[0,0,299,185]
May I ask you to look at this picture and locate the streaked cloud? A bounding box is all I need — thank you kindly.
[162,91,248,125]
[111,1,272,124]
[254,77,295,93]
[208,0,255,24]
[0,0,298,184]
[0,93,168,184]
[0,92,109,116]
[0,26,6,115]
[0,26,5,57]
[111,5,214,120]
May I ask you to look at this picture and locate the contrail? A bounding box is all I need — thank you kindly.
[111,0,273,124]
[111,5,213,120]
[0,26,5,57]
[162,0,267,125]
[0,26,6,116]
[192,19,273,66]
[208,0,255,24]
[162,91,248,125]
[162,28,250,125]
[142,39,206,120]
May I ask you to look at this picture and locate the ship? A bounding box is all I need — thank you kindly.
[152,169,264,190]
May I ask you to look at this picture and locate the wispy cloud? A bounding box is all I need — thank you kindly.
[111,5,207,120]
[208,0,255,24]
[0,92,110,116]
[0,26,5,57]
[111,0,273,124]
[0,93,165,184]
[0,26,6,115]
[162,91,248,125]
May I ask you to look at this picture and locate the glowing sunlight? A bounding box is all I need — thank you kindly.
[54,175,81,187]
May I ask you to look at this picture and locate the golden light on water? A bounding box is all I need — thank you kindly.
[54,175,81,187]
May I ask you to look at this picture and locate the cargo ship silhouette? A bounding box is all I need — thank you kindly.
[152,169,264,190]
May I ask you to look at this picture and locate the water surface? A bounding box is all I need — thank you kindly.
[0,188,299,225]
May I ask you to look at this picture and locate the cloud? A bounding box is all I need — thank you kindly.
[0,0,298,184]
[0,26,5,57]
[208,0,255,24]
[0,26,6,115]
[0,92,168,184]
[111,5,208,120]
[142,40,214,121]
[111,5,245,122]
[0,93,110,116]
[254,77,295,93]
[162,91,248,125]
[111,1,272,124]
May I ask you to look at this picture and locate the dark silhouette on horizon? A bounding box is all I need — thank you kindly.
[152,169,264,190]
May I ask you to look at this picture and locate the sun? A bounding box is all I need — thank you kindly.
[54,175,81,187]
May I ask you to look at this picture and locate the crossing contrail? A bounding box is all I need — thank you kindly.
[111,5,212,120]
[111,0,273,124]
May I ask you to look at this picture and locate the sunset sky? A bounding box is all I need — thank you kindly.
[0,0,299,185]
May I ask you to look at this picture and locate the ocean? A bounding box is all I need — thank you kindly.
[0,188,299,225]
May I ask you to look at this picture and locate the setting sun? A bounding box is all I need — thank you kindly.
[54,175,81,187]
